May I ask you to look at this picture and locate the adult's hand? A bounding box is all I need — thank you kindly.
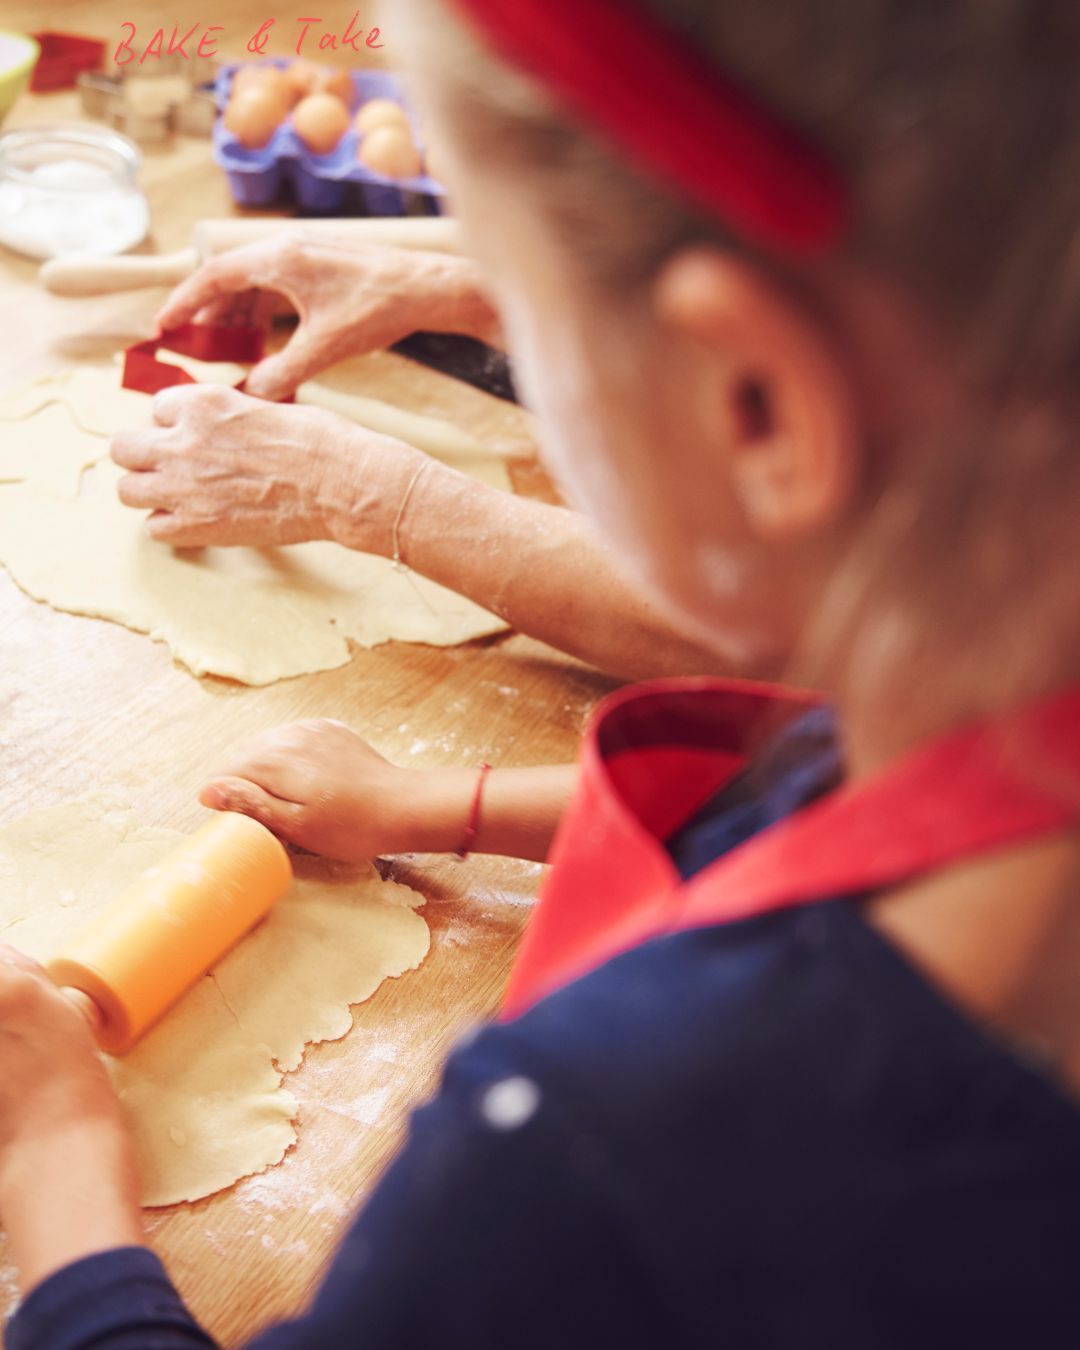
[110,383,427,551]
[154,235,502,400]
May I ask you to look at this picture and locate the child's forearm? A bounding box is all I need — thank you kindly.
[338,460,723,681]
[0,1120,144,1297]
[406,764,578,863]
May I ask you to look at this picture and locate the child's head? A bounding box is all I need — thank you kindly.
[400,0,1079,747]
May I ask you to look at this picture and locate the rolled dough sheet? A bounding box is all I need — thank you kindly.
[0,799,430,1207]
[0,401,108,497]
[0,367,508,684]
[0,367,153,437]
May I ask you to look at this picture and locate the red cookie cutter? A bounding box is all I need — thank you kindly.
[30,32,106,93]
[122,324,266,396]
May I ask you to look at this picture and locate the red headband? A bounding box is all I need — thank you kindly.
[449,0,849,256]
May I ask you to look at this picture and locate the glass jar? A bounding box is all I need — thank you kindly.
[0,123,150,260]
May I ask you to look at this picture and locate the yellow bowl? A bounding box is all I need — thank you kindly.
[0,32,40,127]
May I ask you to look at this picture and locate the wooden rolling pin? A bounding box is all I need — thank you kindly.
[48,813,292,1054]
[39,215,464,297]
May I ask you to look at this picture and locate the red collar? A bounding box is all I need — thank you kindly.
[503,678,1080,1019]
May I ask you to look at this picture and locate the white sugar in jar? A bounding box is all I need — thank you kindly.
[0,124,149,260]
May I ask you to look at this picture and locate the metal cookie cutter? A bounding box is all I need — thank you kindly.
[78,55,219,143]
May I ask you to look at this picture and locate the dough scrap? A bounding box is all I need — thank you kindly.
[0,799,430,1207]
[0,368,508,684]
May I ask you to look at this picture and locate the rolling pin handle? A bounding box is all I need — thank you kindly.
[38,248,199,297]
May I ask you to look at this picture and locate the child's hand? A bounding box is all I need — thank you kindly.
[0,947,143,1295]
[0,946,122,1169]
[199,719,439,862]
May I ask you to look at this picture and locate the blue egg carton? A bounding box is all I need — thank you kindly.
[212,63,445,216]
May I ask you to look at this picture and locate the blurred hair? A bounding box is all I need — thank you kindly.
[404,0,1080,740]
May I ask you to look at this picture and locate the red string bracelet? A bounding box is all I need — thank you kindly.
[456,763,492,859]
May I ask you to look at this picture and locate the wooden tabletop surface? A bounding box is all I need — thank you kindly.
[0,20,616,1343]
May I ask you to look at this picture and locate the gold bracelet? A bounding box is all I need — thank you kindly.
[391,459,430,573]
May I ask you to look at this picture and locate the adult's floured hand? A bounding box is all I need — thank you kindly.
[110,383,425,551]
[153,235,503,401]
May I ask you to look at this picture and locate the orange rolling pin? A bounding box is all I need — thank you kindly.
[47,813,292,1055]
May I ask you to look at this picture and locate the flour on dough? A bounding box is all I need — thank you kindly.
[0,369,508,684]
[0,799,429,1207]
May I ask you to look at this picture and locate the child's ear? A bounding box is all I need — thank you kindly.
[653,247,859,541]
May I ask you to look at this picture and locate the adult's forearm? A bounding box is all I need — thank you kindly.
[393,463,721,680]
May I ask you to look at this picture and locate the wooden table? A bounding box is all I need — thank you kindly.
[0,38,617,1345]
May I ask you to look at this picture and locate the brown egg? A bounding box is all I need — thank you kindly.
[231,63,293,108]
[284,58,321,102]
[354,97,409,136]
[358,125,422,179]
[224,86,287,149]
[292,93,352,155]
[312,66,356,108]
